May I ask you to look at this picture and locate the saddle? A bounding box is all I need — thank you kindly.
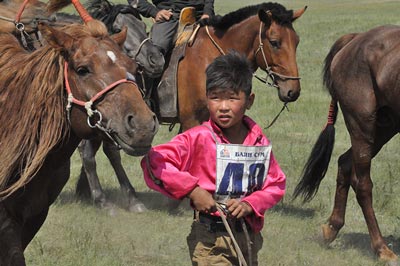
[155,7,200,121]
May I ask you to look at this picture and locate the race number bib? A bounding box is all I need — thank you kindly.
[215,143,272,202]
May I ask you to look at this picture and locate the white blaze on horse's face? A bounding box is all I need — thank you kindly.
[107,51,117,63]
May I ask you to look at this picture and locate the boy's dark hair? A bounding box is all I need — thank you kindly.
[206,51,253,96]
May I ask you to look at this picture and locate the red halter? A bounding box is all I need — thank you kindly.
[64,61,139,147]
[64,61,137,118]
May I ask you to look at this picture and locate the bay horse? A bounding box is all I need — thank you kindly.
[0,0,158,264]
[162,2,306,132]
[67,0,165,212]
[293,25,400,264]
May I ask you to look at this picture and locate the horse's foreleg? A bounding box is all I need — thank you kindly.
[0,206,26,266]
[322,149,352,244]
[102,141,147,212]
[77,139,110,208]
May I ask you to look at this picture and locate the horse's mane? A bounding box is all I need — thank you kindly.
[0,21,108,199]
[207,2,293,30]
[86,0,141,33]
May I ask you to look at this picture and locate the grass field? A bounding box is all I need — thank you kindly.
[25,0,400,265]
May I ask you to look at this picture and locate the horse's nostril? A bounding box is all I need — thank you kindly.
[287,90,293,98]
[148,54,156,66]
[126,114,135,131]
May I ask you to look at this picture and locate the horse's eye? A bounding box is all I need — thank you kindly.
[269,40,280,49]
[76,66,90,76]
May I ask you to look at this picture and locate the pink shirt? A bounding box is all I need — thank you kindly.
[141,116,286,232]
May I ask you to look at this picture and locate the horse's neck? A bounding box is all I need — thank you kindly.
[49,133,81,161]
[206,16,260,60]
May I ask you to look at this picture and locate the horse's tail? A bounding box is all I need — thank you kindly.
[292,34,356,202]
[293,99,339,202]
[323,33,358,91]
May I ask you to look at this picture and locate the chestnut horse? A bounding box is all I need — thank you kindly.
[161,2,306,131]
[293,25,400,264]
[0,0,158,264]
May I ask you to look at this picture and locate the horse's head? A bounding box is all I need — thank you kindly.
[39,21,159,156]
[256,5,306,103]
[86,0,165,78]
[114,10,165,78]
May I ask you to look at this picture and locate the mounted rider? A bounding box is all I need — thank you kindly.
[127,0,215,121]
[132,0,215,56]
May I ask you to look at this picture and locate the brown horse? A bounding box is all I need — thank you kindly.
[158,2,306,131]
[0,1,158,265]
[53,0,165,212]
[293,25,400,264]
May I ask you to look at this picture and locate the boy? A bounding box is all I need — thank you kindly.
[141,51,286,265]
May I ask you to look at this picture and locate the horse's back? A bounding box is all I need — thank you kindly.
[328,25,400,113]
[331,25,400,70]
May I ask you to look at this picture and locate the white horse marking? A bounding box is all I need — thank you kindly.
[107,51,116,63]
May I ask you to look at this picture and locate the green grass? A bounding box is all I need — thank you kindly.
[25,0,400,265]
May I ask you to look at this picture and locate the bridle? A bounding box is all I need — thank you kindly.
[0,0,50,49]
[131,37,151,60]
[130,37,152,98]
[64,61,138,147]
[112,11,150,98]
[253,20,301,87]
[204,15,301,89]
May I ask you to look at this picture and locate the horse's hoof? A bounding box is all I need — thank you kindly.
[128,202,148,213]
[97,200,115,210]
[321,224,338,245]
[378,246,398,266]
[97,201,118,216]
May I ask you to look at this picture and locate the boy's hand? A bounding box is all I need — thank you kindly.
[225,199,253,219]
[187,187,216,213]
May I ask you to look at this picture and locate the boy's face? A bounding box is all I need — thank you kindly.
[206,88,254,130]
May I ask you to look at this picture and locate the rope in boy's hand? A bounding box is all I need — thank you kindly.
[216,202,249,266]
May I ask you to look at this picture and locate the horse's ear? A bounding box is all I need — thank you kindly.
[258,10,272,29]
[38,23,74,51]
[111,26,127,47]
[292,6,307,22]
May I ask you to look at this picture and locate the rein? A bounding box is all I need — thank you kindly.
[216,203,251,266]
[64,61,138,147]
